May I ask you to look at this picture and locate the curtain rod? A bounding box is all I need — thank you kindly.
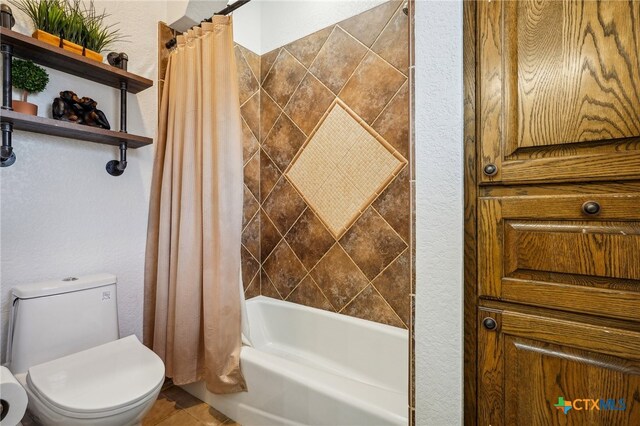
[165,0,252,49]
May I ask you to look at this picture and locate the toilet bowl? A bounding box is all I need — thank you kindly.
[6,274,166,426]
[15,336,164,426]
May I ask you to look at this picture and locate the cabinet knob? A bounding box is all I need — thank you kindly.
[482,317,497,331]
[483,164,498,176]
[582,201,601,216]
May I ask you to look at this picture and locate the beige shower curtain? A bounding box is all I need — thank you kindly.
[144,16,247,394]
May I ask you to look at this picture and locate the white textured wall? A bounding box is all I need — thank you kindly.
[167,0,387,55]
[0,0,164,362]
[414,0,464,424]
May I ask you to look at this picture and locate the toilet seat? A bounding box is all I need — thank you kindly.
[26,335,165,420]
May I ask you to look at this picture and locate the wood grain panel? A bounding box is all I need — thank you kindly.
[515,1,640,149]
[503,311,640,361]
[479,307,640,426]
[504,221,640,280]
[478,0,640,184]
[477,310,503,426]
[463,1,478,423]
[478,198,502,298]
[479,194,640,321]
[478,0,504,182]
[504,338,640,426]
[503,278,640,321]
[500,193,640,219]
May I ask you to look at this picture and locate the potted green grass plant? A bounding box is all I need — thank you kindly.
[12,58,49,115]
[8,0,126,62]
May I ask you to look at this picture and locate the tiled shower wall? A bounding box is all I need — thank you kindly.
[159,0,411,328]
[238,0,411,329]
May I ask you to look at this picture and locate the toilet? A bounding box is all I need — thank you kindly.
[6,274,165,426]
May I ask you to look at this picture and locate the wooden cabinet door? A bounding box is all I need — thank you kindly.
[478,0,640,184]
[478,308,640,426]
[478,193,640,321]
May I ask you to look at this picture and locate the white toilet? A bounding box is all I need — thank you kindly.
[6,274,165,426]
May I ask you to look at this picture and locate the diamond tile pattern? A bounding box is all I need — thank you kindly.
[310,244,369,311]
[309,27,367,95]
[263,240,307,298]
[262,177,307,236]
[340,207,407,280]
[262,49,307,108]
[262,114,306,172]
[286,101,405,238]
[227,2,410,329]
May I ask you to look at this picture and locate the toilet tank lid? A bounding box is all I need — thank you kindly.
[12,273,117,299]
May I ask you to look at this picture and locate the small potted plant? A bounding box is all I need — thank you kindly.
[12,58,49,115]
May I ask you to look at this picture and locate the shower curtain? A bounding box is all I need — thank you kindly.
[143,16,247,394]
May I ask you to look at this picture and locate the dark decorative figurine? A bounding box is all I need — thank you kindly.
[52,91,110,129]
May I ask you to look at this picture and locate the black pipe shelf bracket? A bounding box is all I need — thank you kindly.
[1,42,16,167]
[106,80,128,176]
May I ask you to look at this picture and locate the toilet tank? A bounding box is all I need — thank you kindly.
[7,274,119,374]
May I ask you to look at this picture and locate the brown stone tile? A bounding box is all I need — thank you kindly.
[372,81,409,159]
[287,275,335,312]
[284,73,335,135]
[260,89,282,141]
[241,245,260,288]
[371,249,410,325]
[261,269,282,299]
[339,207,407,280]
[262,114,306,172]
[260,149,281,202]
[235,45,260,106]
[260,48,280,83]
[340,52,406,124]
[285,208,335,270]
[242,185,259,229]
[162,386,203,409]
[284,26,334,68]
[372,6,409,74]
[242,118,259,165]
[260,209,281,260]
[243,151,260,200]
[142,393,178,425]
[183,401,229,425]
[244,274,260,299]
[242,211,260,261]
[310,244,369,310]
[263,241,306,297]
[341,284,405,328]
[240,92,260,141]
[338,1,401,47]
[238,44,261,83]
[262,49,307,108]
[155,411,202,426]
[262,177,307,236]
[309,27,368,95]
[372,166,410,243]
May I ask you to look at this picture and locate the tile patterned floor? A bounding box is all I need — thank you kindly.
[144,384,240,426]
[20,383,239,426]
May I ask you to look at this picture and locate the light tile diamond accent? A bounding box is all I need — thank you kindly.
[286,100,406,238]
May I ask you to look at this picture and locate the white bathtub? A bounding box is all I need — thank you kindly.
[182,296,408,426]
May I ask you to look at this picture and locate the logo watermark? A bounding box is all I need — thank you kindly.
[553,397,626,415]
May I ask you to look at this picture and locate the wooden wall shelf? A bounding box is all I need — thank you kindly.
[0,28,153,93]
[0,110,152,149]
